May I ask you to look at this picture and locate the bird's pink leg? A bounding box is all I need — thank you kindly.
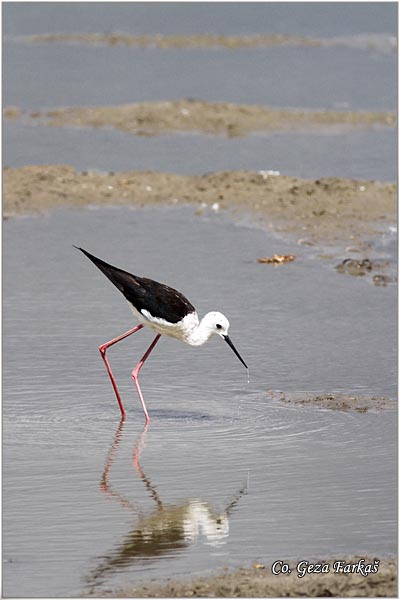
[99,324,144,416]
[132,334,161,422]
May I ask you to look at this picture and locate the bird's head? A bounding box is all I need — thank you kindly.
[203,311,231,338]
[203,312,247,369]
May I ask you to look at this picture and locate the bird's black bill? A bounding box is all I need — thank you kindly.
[223,335,248,369]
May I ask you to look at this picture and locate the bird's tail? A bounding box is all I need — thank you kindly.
[73,246,139,296]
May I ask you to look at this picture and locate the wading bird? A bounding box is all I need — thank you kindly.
[75,247,247,420]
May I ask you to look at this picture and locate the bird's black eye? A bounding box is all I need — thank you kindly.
[216,324,222,330]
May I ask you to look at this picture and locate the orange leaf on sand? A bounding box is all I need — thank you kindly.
[257,254,296,264]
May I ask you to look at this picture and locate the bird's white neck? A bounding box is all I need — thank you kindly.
[184,313,218,346]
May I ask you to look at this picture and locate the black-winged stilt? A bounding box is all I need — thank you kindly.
[75,247,248,420]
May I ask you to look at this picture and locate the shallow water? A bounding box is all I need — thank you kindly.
[4,121,397,182]
[3,3,396,38]
[4,41,396,111]
[3,207,397,597]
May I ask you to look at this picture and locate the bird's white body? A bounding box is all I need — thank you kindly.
[129,303,230,347]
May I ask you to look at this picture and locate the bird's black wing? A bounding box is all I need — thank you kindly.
[134,276,197,323]
[75,247,196,323]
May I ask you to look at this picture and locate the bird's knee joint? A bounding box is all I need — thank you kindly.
[99,345,107,356]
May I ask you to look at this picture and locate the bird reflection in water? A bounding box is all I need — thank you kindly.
[86,418,247,589]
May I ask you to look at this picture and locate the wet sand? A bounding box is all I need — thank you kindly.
[270,391,396,412]
[17,32,330,48]
[21,32,397,53]
[95,557,397,597]
[3,166,396,248]
[4,100,395,137]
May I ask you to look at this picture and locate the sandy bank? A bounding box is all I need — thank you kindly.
[3,166,396,248]
[20,32,397,53]
[4,100,395,137]
[271,391,396,412]
[93,557,397,597]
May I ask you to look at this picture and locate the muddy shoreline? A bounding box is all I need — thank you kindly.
[3,166,396,249]
[271,391,396,412]
[19,32,397,53]
[90,557,397,597]
[4,99,395,137]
